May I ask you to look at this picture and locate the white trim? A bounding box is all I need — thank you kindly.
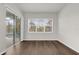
[28,30,54,33]
[23,39,58,41]
[28,18,53,33]
[4,5,19,17]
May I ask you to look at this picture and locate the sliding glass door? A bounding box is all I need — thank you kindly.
[5,10,21,45]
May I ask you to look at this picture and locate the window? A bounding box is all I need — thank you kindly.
[28,18,53,33]
[5,10,21,39]
[5,11,15,38]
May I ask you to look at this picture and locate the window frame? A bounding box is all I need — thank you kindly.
[28,18,53,33]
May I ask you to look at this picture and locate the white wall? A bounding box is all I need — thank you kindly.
[0,4,8,54]
[58,4,79,52]
[23,13,58,40]
[0,4,24,54]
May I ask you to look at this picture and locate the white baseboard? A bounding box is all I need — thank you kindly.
[21,39,24,41]
[23,39,58,41]
[58,40,79,53]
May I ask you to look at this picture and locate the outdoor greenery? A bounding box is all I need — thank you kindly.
[28,18,53,32]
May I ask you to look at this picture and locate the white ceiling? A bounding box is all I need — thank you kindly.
[5,3,66,13]
[16,3,66,13]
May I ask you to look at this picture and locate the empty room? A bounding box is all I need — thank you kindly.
[0,3,79,55]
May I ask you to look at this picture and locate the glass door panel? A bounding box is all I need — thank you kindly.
[5,10,21,45]
[5,11,15,45]
[16,17,21,42]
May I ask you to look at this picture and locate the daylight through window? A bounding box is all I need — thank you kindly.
[28,18,53,33]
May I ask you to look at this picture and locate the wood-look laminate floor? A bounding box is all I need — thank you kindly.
[4,41,79,55]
